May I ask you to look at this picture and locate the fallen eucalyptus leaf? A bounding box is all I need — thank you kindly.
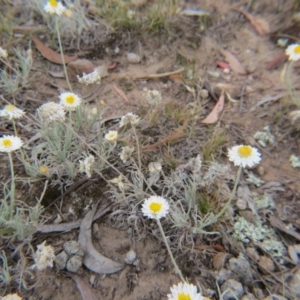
[31,36,78,64]
[79,206,124,274]
[219,48,247,75]
[202,90,224,124]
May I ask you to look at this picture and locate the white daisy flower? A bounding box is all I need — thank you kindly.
[228,145,261,168]
[286,43,300,61]
[119,146,134,163]
[31,241,55,271]
[37,102,65,123]
[0,47,8,58]
[0,135,23,153]
[44,0,66,15]
[167,282,204,300]
[105,130,118,142]
[59,92,81,110]
[141,196,169,220]
[2,293,22,300]
[119,112,140,127]
[77,70,101,85]
[0,104,25,120]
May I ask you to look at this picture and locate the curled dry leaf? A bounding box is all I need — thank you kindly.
[31,36,78,64]
[201,90,225,124]
[219,48,247,74]
[71,274,99,300]
[78,206,124,274]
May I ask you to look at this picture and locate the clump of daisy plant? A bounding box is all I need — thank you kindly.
[0,135,23,217]
[141,196,186,282]
[284,43,300,121]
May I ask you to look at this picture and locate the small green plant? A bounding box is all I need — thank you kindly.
[202,127,227,161]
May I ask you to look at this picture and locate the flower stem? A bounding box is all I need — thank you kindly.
[55,18,72,92]
[12,119,18,136]
[156,218,186,283]
[213,165,242,221]
[132,125,141,171]
[285,61,300,107]
[8,152,16,218]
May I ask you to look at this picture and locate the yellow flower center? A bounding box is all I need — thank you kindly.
[149,202,162,213]
[2,138,12,148]
[65,95,75,104]
[178,293,191,300]
[40,166,49,174]
[294,45,300,54]
[5,104,16,111]
[49,0,58,7]
[237,145,252,157]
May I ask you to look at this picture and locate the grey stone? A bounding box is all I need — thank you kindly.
[55,251,68,270]
[66,255,83,273]
[229,257,253,285]
[221,279,244,300]
[124,250,137,264]
[63,241,84,256]
[217,269,232,284]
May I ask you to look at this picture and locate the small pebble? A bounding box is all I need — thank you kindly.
[55,251,68,270]
[64,241,84,256]
[125,250,137,264]
[221,279,244,300]
[217,268,232,284]
[127,52,141,64]
[66,255,83,273]
[257,165,265,176]
[200,89,209,100]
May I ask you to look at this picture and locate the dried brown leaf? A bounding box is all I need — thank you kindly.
[269,215,300,241]
[202,90,225,124]
[68,59,95,74]
[231,7,269,36]
[288,245,299,264]
[219,48,247,74]
[112,84,129,102]
[79,206,124,274]
[213,252,230,270]
[71,274,99,300]
[31,36,78,64]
